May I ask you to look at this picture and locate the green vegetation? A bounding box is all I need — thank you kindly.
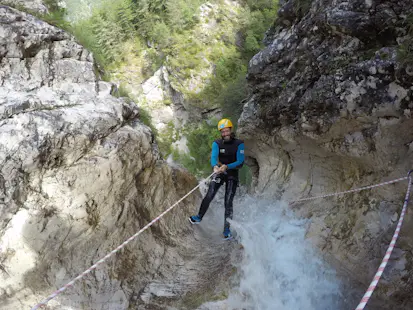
[239,165,253,187]
[158,121,178,157]
[112,84,158,134]
[191,0,278,121]
[157,120,220,177]
[397,13,413,66]
[1,0,71,30]
[165,120,252,185]
[42,0,71,29]
[57,0,278,121]
[66,0,207,69]
[174,121,219,177]
[11,0,278,182]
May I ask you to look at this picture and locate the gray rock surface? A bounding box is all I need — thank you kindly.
[0,0,48,13]
[0,5,229,310]
[239,0,413,307]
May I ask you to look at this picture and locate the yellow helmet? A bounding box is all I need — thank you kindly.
[217,118,233,131]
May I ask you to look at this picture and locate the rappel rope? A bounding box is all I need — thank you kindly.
[289,171,413,309]
[355,171,412,310]
[30,171,412,310]
[289,176,408,204]
[30,172,215,310]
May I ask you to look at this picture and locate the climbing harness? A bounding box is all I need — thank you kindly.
[30,172,215,310]
[30,171,412,310]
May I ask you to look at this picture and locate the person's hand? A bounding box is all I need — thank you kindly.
[213,166,220,173]
[219,165,228,173]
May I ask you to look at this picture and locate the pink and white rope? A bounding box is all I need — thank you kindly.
[290,173,413,308]
[30,172,214,310]
[30,171,412,310]
[289,176,408,204]
[355,172,412,310]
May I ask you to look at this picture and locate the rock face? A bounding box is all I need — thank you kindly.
[0,0,47,13]
[0,5,218,310]
[239,0,413,307]
[137,66,191,133]
[113,0,243,135]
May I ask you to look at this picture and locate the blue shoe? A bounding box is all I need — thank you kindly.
[223,227,232,240]
[189,215,201,224]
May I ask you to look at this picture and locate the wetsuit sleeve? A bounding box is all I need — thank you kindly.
[227,143,244,169]
[210,142,219,167]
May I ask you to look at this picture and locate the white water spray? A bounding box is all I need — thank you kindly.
[198,195,343,310]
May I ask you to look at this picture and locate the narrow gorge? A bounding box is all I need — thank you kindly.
[0,4,232,309]
[1,0,413,309]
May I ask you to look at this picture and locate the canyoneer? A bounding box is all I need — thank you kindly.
[189,118,245,240]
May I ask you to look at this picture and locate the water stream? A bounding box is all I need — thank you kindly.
[196,194,344,310]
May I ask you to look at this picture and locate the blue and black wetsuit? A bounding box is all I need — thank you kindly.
[197,137,245,229]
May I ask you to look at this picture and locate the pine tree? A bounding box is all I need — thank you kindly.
[115,0,135,37]
[166,0,201,31]
[91,12,121,63]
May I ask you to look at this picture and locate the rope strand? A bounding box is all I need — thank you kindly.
[289,177,408,204]
[30,172,214,310]
[355,172,412,309]
[30,172,412,310]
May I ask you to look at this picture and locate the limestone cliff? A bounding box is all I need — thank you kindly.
[0,5,224,310]
[239,0,413,307]
[0,0,47,13]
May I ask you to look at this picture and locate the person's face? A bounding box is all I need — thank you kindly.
[221,127,231,141]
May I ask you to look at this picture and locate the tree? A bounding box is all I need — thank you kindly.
[166,0,201,31]
[150,21,172,48]
[115,0,136,36]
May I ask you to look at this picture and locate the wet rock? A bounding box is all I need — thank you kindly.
[239,0,413,307]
